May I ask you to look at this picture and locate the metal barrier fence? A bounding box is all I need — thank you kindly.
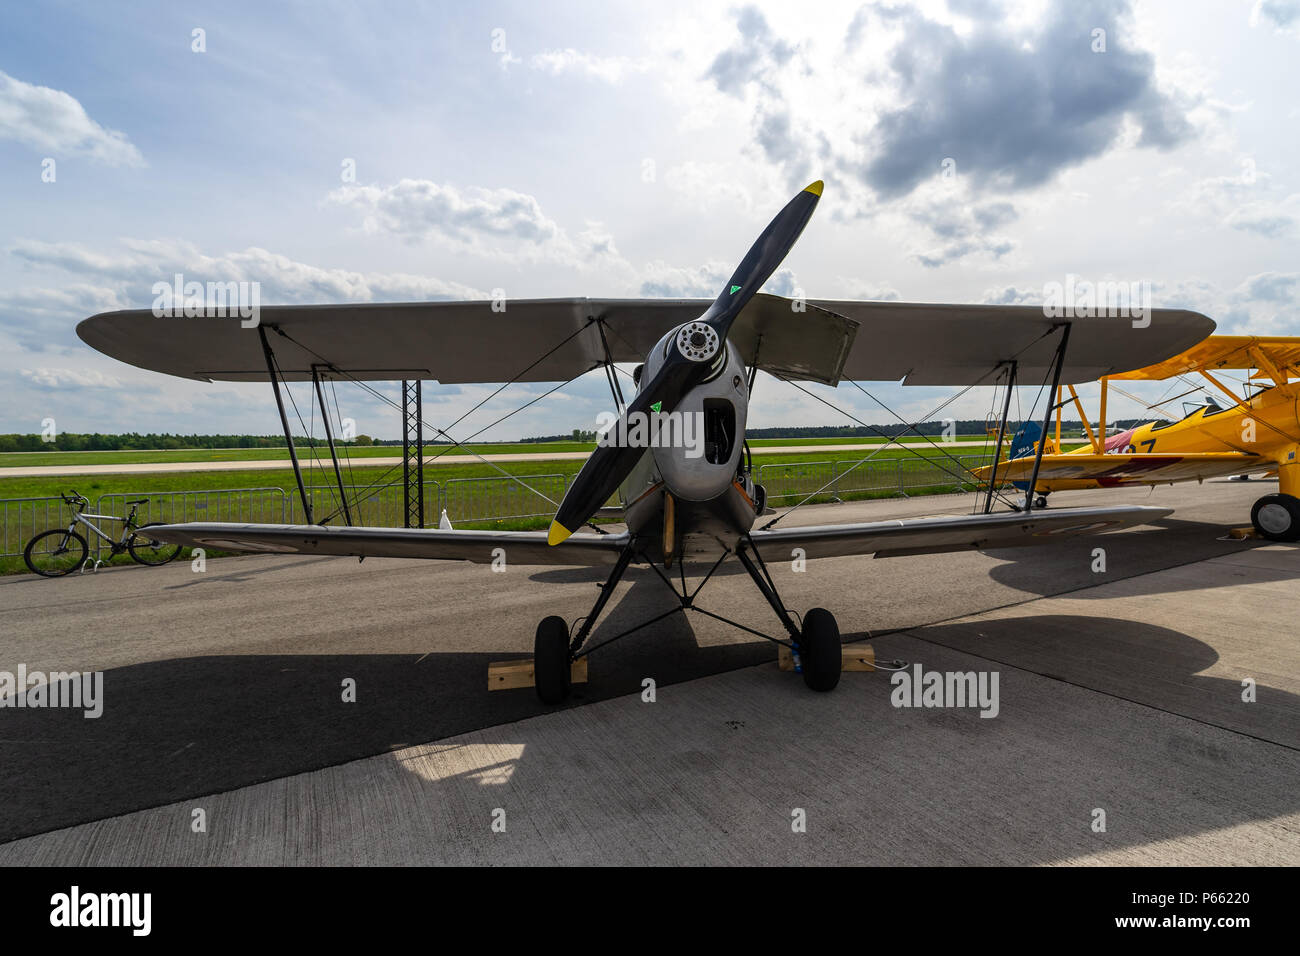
[97,487,289,528]
[757,454,997,503]
[443,473,570,523]
[0,496,69,561]
[1,455,1007,560]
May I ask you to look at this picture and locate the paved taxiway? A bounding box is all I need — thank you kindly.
[1,479,1296,863]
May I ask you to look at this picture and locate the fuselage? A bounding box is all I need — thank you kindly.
[1098,383,1299,458]
[1038,381,1300,496]
[615,330,762,560]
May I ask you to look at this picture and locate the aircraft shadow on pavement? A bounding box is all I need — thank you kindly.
[901,613,1299,748]
[0,565,795,846]
[5,590,1294,868]
[981,515,1299,598]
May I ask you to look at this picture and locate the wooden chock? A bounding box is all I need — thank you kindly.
[488,657,589,691]
[779,643,875,672]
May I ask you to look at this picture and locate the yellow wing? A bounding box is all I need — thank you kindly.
[1111,335,1300,383]
[974,452,1274,489]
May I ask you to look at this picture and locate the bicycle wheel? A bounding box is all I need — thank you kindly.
[24,529,89,577]
[128,522,183,566]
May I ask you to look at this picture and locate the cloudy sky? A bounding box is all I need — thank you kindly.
[2,0,1298,441]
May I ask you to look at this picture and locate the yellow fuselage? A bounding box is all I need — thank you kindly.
[1040,382,1300,496]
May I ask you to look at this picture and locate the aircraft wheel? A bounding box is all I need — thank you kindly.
[534,616,572,704]
[799,608,842,692]
[1251,494,1300,543]
[1034,495,1049,509]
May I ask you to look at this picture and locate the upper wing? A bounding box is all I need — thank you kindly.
[76,295,858,386]
[1111,334,1300,382]
[813,300,1212,386]
[78,296,1213,387]
[145,522,631,566]
[974,452,1274,486]
[747,505,1170,560]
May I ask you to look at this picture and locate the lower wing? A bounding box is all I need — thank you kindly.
[146,522,631,566]
[149,505,1168,566]
[748,505,1170,560]
[973,452,1273,489]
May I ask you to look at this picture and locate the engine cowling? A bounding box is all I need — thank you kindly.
[639,328,749,502]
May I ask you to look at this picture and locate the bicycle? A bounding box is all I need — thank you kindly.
[23,490,183,577]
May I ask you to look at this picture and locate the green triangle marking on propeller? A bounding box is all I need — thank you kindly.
[650,400,662,413]
[729,285,741,294]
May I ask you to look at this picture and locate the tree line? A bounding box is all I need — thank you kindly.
[2,420,1144,454]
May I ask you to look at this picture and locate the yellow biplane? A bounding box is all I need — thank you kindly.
[977,336,1300,541]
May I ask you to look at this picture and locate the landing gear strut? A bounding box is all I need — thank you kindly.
[531,536,843,702]
[736,539,841,692]
[534,544,638,704]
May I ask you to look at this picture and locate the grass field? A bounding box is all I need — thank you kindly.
[0,442,1019,502]
[0,433,1036,468]
[0,434,1074,575]
[0,441,598,468]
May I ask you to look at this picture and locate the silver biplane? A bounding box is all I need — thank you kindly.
[78,182,1212,702]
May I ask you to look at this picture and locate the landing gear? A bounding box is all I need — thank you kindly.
[799,607,842,692]
[736,539,842,693]
[530,537,846,703]
[534,616,572,704]
[533,545,638,704]
[1034,495,1049,509]
[1251,493,1300,542]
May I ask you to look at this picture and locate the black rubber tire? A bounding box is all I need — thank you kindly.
[799,607,842,692]
[24,529,89,577]
[1034,495,1049,509]
[534,616,572,704]
[1251,493,1300,542]
[128,522,183,566]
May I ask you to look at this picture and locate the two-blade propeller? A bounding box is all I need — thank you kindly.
[548,180,824,545]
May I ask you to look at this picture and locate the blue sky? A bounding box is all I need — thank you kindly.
[3,0,1299,441]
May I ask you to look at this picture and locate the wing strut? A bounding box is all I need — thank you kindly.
[311,366,353,526]
[1020,323,1072,511]
[259,325,313,524]
[983,361,1017,514]
[595,318,626,414]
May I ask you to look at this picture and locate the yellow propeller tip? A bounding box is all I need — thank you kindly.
[547,520,573,546]
[804,180,824,197]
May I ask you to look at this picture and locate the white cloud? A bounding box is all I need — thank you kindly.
[1224,194,1300,238]
[1250,0,1300,36]
[637,259,796,298]
[10,238,488,305]
[662,161,755,211]
[325,179,631,271]
[21,367,121,389]
[529,49,648,83]
[0,69,144,166]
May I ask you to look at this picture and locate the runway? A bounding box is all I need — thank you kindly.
[1,479,1297,864]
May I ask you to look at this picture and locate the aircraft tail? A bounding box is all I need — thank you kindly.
[1008,422,1042,492]
[1009,421,1042,461]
